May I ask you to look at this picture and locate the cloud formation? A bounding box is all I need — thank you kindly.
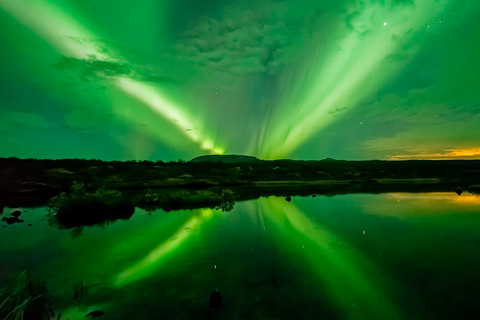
[175,4,299,76]
[1,0,480,160]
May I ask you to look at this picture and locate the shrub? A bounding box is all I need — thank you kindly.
[45,181,133,230]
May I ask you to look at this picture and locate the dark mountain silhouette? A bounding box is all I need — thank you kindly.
[189,154,261,163]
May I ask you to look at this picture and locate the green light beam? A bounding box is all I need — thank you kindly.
[0,0,115,61]
[116,77,225,154]
[0,0,224,156]
[260,0,449,159]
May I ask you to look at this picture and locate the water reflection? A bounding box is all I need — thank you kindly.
[255,197,401,319]
[1,193,480,319]
[362,192,480,217]
[116,208,215,286]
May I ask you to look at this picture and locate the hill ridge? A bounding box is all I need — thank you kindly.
[189,154,261,163]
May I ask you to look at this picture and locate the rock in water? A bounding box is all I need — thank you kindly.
[455,187,462,195]
[468,184,480,195]
[85,310,104,318]
[312,194,317,198]
[209,291,222,309]
[10,210,21,218]
[285,196,292,202]
[3,217,23,225]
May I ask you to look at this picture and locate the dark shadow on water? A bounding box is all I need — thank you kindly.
[47,195,134,235]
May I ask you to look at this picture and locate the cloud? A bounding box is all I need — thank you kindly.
[350,77,480,160]
[362,112,480,159]
[54,34,178,85]
[54,56,131,82]
[175,4,299,76]
[65,36,124,61]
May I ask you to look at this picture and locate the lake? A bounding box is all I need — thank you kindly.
[1,192,480,319]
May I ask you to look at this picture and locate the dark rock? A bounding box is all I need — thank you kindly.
[285,196,291,202]
[4,217,24,225]
[10,210,21,218]
[209,291,222,309]
[468,184,480,195]
[85,310,104,318]
[455,187,462,195]
[28,224,33,226]
[312,194,317,198]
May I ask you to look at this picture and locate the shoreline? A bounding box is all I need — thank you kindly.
[1,157,479,211]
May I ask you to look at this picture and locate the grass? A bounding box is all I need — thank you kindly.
[0,271,56,320]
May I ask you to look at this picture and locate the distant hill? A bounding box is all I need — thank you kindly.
[189,154,261,163]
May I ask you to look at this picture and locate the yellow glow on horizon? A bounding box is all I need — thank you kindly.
[448,148,480,157]
[360,192,480,218]
[389,147,480,160]
[388,192,480,205]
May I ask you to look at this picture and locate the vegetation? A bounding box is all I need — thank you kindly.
[0,271,56,320]
[1,156,479,212]
[46,181,134,232]
[215,189,235,212]
[138,188,236,212]
[46,181,121,215]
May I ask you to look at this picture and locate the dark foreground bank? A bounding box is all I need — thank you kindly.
[1,156,479,210]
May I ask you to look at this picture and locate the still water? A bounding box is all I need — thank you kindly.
[2,193,480,319]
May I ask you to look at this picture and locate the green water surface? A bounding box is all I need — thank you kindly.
[1,192,480,319]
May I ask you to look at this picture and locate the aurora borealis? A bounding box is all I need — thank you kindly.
[1,0,480,161]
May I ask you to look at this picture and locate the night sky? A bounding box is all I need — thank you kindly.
[1,0,479,161]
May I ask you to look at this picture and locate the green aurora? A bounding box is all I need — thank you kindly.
[1,0,480,161]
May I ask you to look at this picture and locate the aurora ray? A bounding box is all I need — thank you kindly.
[116,77,224,154]
[0,0,223,158]
[1,0,480,160]
[259,0,450,159]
